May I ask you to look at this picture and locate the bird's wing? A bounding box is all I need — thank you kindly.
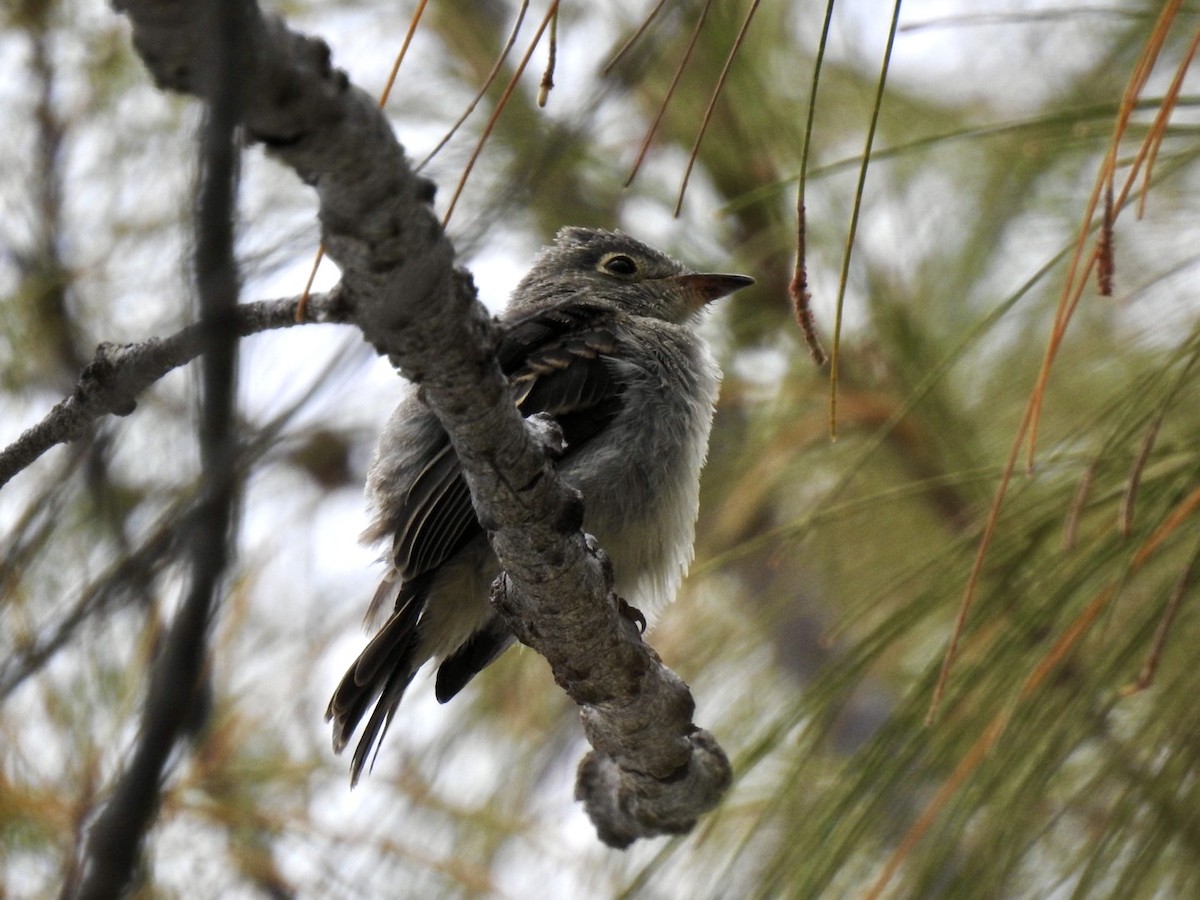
[503,301,627,449]
[387,301,628,585]
[390,440,475,581]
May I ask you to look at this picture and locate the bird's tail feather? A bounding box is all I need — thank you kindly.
[434,616,515,703]
[326,579,427,784]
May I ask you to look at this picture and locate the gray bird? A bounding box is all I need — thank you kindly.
[327,226,753,783]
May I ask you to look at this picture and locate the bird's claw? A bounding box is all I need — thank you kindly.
[618,597,647,634]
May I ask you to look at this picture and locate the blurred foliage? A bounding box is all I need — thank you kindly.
[3,0,1200,897]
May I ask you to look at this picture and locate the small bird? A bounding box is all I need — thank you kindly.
[327,226,753,783]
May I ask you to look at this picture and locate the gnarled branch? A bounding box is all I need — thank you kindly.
[94,0,729,853]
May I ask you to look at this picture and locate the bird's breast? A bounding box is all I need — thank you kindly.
[560,328,720,618]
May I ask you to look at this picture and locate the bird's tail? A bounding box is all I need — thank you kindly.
[326,579,426,785]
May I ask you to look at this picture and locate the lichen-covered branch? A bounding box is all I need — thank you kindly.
[0,292,345,490]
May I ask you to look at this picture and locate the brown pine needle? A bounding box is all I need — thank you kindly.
[1062,458,1098,552]
[297,0,429,322]
[442,0,561,227]
[1138,24,1200,219]
[1024,0,1183,469]
[888,486,1200,898]
[602,0,671,77]
[537,3,558,107]
[673,0,762,218]
[926,401,1034,725]
[1097,180,1115,297]
[1124,536,1200,694]
[624,0,712,188]
[380,0,431,108]
[1119,412,1163,539]
[416,2,529,172]
[294,244,326,323]
[1135,484,1200,566]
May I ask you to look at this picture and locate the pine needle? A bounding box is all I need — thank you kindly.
[623,0,713,188]
[442,0,561,227]
[672,0,763,217]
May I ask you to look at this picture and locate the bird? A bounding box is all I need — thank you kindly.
[326,226,754,784]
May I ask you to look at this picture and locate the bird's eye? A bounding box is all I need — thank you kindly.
[600,254,638,278]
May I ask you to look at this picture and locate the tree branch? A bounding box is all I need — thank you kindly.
[3,370,347,706]
[0,291,345,490]
[106,0,729,848]
[72,0,248,893]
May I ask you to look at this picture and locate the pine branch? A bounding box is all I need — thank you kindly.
[0,292,345,490]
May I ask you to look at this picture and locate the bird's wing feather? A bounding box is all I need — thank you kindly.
[326,577,428,775]
[506,302,626,449]
[434,617,515,703]
[392,442,473,580]
[385,302,628,588]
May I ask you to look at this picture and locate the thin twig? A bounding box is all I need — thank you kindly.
[0,292,343,490]
[71,0,246,892]
[441,0,561,227]
[1119,412,1163,538]
[602,0,671,76]
[0,340,355,699]
[673,0,762,217]
[828,0,902,439]
[537,3,558,107]
[415,2,529,172]
[1062,458,1098,551]
[1125,535,1200,693]
[789,0,836,367]
[624,0,713,188]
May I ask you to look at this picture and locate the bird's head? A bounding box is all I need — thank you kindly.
[508,227,754,324]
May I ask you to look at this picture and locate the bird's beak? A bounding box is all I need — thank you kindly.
[670,272,756,310]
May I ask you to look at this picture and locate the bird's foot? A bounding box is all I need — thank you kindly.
[617,597,647,634]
